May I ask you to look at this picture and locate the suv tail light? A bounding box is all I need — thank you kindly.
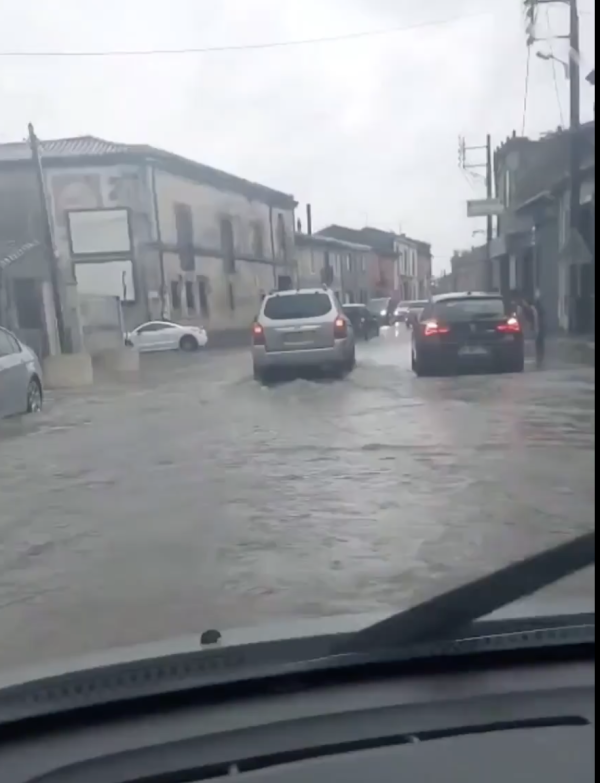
[334,317,348,339]
[496,317,521,334]
[423,320,450,337]
[252,323,266,345]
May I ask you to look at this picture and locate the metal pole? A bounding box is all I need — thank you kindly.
[486,134,494,290]
[28,123,69,353]
[568,0,581,332]
[150,165,166,319]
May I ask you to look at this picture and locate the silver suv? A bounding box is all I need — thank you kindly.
[252,287,356,382]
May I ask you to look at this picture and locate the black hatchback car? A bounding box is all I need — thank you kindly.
[411,292,524,376]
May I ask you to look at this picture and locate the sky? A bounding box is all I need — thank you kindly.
[0,0,596,273]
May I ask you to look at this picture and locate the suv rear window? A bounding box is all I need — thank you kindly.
[263,292,333,320]
[432,297,507,321]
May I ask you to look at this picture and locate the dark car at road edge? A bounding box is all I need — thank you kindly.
[412,292,525,376]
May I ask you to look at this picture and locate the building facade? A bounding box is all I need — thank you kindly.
[316,225,429,302]
[393,235,420,300]
[0,240,61,359]
[493,123,595,334]
[0,135,297,339]
[295,233,374,303]
[414,239,433,299]
[450,245,488,293]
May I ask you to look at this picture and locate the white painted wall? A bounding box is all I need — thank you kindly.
[297,244,324,287]
[43,163,157,330]
[154,169,295,330]
[154,170,294,260]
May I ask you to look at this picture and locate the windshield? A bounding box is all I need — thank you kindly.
[0,1,594,676]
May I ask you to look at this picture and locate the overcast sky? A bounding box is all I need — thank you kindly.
[1,0,595,272]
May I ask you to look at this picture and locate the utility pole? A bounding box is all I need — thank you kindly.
[485,134,494,289]
[28,123,69,354]
[567,0,581,261]
[459,134,495,289]
[525,0,582,328]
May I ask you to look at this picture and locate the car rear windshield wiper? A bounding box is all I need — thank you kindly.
[336,531,594,655]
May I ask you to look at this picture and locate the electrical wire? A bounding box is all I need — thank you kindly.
[0,10,488,58]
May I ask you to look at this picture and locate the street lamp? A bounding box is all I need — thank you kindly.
[536,51,570,79]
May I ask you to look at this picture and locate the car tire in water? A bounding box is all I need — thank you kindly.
[180,335,199,352]
[504,353,525,374]
[413,353,432,377]
[253,365,271,385]
[26,378,43,414]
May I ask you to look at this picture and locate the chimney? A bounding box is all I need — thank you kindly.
[297,218,302,233]
[306,204,313,235]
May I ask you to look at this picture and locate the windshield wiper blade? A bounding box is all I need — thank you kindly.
[337,531,594,655]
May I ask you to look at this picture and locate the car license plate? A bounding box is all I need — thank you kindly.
[285,332,311,344]
[459,345,489,356]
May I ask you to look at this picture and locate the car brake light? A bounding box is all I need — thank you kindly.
[252,323,266,345]
[497,317,521,333]
[334,317,348,338]
[423,320,450,337]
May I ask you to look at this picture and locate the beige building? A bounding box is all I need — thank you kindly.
[393,236,420,300]
[0,135,297,337]
[295,233,375,303]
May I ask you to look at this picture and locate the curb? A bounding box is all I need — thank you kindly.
[545,337,595,366]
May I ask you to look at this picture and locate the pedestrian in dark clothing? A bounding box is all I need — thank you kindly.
[532,290,546,367]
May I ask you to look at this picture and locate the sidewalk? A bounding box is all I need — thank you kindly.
[544,335,595,366]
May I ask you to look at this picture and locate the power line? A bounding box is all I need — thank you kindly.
[521,46,532,136]
[0,10,489,58]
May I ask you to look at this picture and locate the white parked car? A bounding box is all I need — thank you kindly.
[125,321,208,353]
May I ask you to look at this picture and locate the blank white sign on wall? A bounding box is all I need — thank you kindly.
[68,209,132,256]
[75,260,136,302]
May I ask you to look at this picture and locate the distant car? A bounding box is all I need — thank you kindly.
[367,297,393,326]
[405,300,430,329]
[125,321,208,353]
[251,287,356,382]
[411,292,525,376]
[0,327,43,419]
[342,304,380,340]
[392,302,411,323]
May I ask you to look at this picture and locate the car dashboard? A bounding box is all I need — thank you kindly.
[0,651,594,782]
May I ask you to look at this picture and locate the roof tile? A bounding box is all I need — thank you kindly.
[0,135,296,206]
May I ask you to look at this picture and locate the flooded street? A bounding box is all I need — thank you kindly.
[0,330,595,671]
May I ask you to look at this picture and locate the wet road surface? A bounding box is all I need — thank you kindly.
[0,329,595,670]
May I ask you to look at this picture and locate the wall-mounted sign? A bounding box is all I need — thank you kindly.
[68,208,132,256]
[467,199,506,218]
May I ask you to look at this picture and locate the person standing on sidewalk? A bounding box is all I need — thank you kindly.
[532,290,546,367]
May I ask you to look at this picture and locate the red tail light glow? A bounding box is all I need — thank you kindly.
[334,317,348,339]
[423,321,450,337]
[252,323,266,345]
[496,317,521,334]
